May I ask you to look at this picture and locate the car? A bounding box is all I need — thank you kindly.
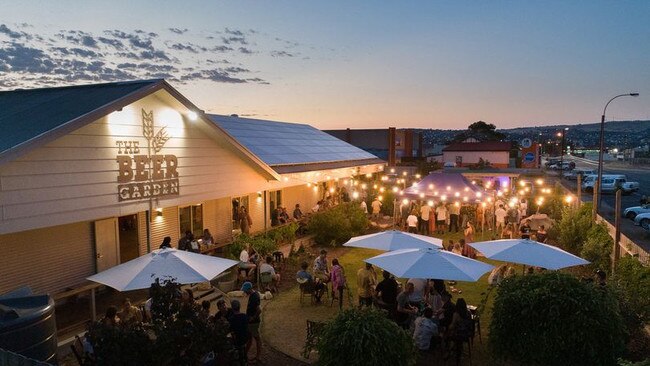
[582,174,639,195]
[564,169,596,181]
[443,162,456,168]
[623,204,650,219]
[634,212,650,230]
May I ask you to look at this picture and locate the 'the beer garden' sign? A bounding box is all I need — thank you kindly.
[116,109,180,201]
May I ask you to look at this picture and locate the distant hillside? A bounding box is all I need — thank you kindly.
[504,120,650,133]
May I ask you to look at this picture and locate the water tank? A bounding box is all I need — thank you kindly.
[0,287,57,363]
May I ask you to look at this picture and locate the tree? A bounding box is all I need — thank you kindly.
[453,121,506,142]
[316,309,417,366]
[307,202,369,246]
[490,272,626,366]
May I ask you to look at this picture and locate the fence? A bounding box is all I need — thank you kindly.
[0,348,51,366]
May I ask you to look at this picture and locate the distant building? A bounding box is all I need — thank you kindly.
[442,141,511,168]
[324,128,423,164]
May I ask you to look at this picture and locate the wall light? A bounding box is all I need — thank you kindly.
[188,111,198,121]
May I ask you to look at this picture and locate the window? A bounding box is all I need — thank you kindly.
[179,204,203,238]
[269,190,282,212]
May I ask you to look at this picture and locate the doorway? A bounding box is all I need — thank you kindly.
[119,214,139,263]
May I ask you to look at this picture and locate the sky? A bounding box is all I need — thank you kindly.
[1,1,649,130]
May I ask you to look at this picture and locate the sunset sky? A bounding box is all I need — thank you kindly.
[1,1,648,130]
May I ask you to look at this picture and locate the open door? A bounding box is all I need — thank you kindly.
[94,218,119,273]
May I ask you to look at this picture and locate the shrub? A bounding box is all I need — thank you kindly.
[489,272,625,366]
[316,309,416,366]
[580,221,613,272]
[614,256,650,324]
[307,202,369,246]
[228,233,279,259]
[555,203,593,254]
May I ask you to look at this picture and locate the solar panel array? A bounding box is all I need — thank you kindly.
[209,114,378,166]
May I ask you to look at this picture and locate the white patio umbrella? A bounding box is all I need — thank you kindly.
[468,239,590,270]
[365,247,494,282]
[87,248,239,291]
[343,230,443,251]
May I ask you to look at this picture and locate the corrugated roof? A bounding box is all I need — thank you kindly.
[443,141,511,152]
[0,80,160,157]
[208,114,382,167]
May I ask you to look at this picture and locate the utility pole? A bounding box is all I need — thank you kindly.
[577,174,582,207]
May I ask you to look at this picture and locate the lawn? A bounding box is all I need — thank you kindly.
[261,229,514,365]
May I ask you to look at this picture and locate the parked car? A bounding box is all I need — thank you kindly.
[545,158,561,168]
[623,204,650,219]
[564,169,596,181]
[634,212,650,230]
[549,161,575,171]
[583,174,639,195]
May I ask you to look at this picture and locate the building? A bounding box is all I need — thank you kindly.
[324,128,423,164]
[0,80,383,295]
[442,141,511,168]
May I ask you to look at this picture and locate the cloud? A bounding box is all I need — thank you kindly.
[97,37,124,49]
[169,43,207,53]
[80,35,98,48]
[270,50,295,57]
[0,24,26,39]
[211,45,233,52]
[224,66,249,73]
[169,27,188,34]
[222,36,247,45]
[238,47,253,54]
[224,28,244,36]
[0,42,55,73]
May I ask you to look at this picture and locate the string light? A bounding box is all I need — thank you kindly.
[378,195,383,201]
[379,187,385,193]
[402,199,409,205]
[428,184,434,189]
[402,171,408,176]
[415,174,421,179]
[419,193,425,198]
[454,192,460,197]
[373,184,378,189]
[392,187,399,193]
[352,191,359,199]
[366,173,372,178]
[390,168,395,173]
[361,183,366,189]
[427,200,434,206]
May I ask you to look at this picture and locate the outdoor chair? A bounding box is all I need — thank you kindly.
[260,271,274,292]
[302,320,326,359]
[298,278,317,305]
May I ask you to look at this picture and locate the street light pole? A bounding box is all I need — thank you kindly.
[558,128,568,179]
[596,93,640,211]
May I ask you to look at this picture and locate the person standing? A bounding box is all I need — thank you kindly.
[419,202,432,235]
[228,300,249,364]
[536,225,548,243]
[435,204,448,234]
[519,219,532,240]
[313,249,330,283]
[331,258,347,310]
[356,263,377,308]
[371,197,382,221]
[495,204,507,233]
[464,222,475,243]
[241,282,262,363]
[239,206,252,234]
[406,210,419,233]
[449,203,460,233]
[360,200,368,215]
[375,270,399,314]
[400,200,411,230]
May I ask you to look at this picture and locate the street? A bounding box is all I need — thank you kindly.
[558,156,650,253]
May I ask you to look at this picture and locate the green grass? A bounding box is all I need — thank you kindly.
[261,229,519,365]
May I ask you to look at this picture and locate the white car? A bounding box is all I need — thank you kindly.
[623,204,650,219]
[634,212,650,230]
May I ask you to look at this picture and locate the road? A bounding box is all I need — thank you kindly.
[557,156,650,252]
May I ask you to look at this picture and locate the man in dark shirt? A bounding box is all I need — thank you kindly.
[438,291,456,329]
[177,231,193,251]
[242,281,262,363]
[375,270,399,310]
[214,299,234,322]
[228,299,249,353]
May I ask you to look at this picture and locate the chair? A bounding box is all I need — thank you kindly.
[260,271,274,292]
[298,278,317,305]
[302,320,326,359]
[449,318,474,366]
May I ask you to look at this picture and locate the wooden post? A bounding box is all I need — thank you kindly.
[90,287,97,322]
[592,180,598,221]
[577,174,582,207]
[613,189,622,274]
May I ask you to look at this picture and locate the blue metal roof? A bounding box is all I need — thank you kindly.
[209,114,381,166]
[0,80,160,157]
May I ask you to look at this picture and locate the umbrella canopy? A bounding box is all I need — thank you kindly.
[521,213,554,230]
[365,247,494,282]
[468,239,589,270]
[343,230,443,251]
[87,248,239,291]
[403,173,484,202]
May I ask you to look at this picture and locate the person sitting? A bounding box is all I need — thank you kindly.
[407,278,427,307]
[296,261,324,302]
[396,282,418,328]
[452,242,462,255]
[202,229,214,245]
[239,244,257,280]
[102,306,120,327]
[178,231,193,251]
[293,204,304,220]
[427,286,444,316]
[375,270,399,314]
[437,291,455,330]
[413,308,440,352]
[447,298,474,362]
[119,298,142,325]
[279,207,290,224]
[313,249,330,283]
[535,225,548,243]
[199,300,211,322]
[260,256,281,292]
[312,200,322,213]
[159,236,172,249]
[460,238,476,259]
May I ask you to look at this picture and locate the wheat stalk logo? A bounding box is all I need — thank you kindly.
[141,109,169,152]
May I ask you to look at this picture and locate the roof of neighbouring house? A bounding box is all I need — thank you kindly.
[442,141,512,152]
[208,114,384,172]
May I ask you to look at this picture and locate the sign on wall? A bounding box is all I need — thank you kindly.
[520,139,540,169]
[116,109,180,201]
